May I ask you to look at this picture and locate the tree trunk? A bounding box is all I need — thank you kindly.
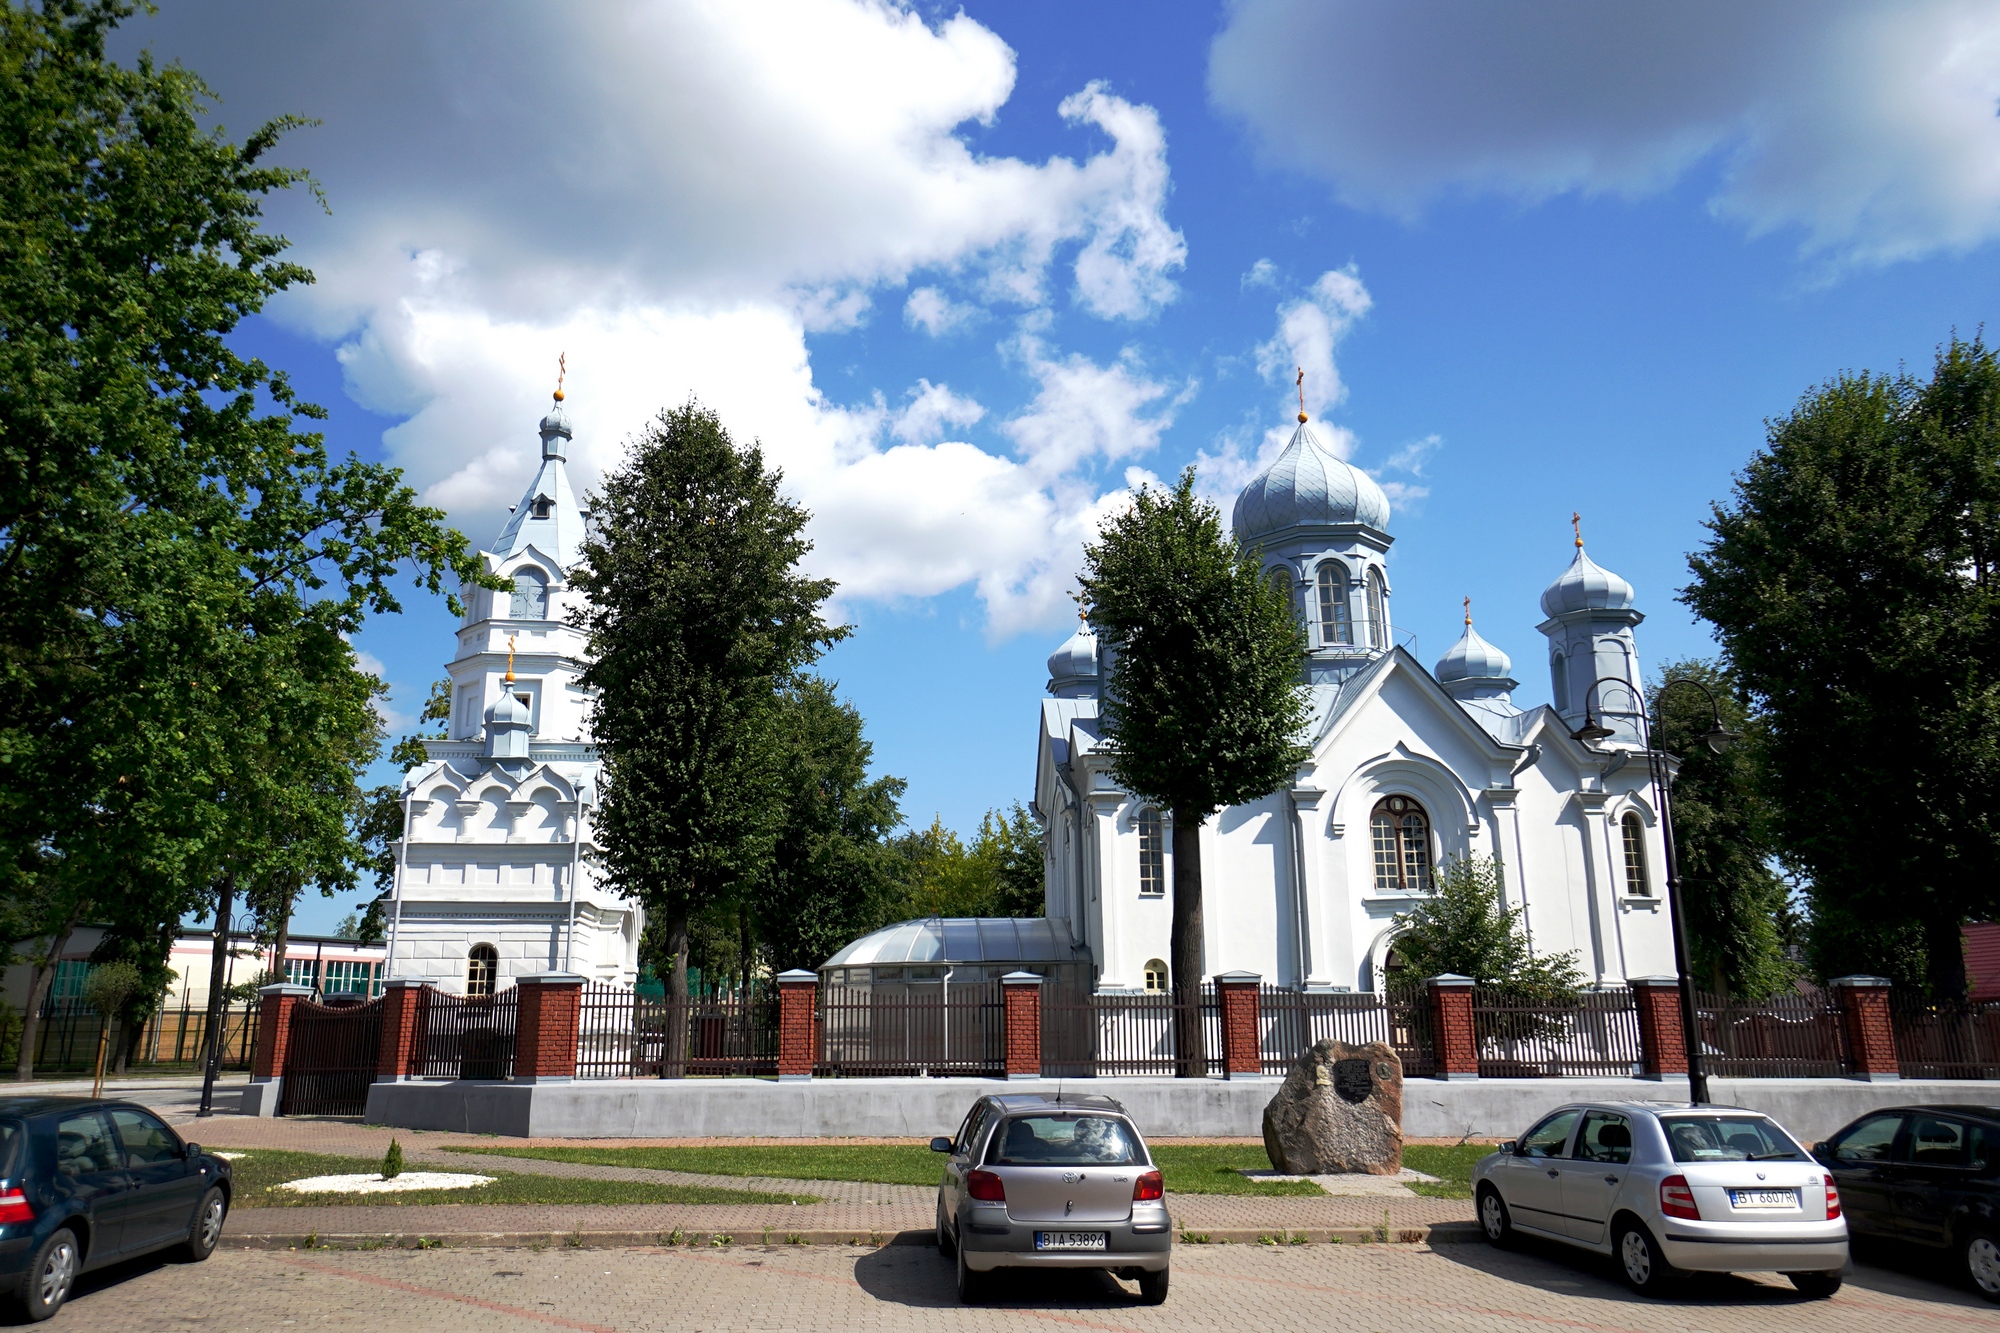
[115,1011,144,1075]
[1925,911,1969,1002]
[738,901,752,993]
[662,905,691,1078]
[15,909,81,1082]
[1169,811,1207,1078]
[198,874,236,1115]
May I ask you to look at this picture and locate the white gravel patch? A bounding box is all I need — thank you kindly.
[275,1172,496,1194]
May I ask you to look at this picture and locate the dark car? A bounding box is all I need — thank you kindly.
[1812,1104,2000,1299]
[0,1097,232,1321]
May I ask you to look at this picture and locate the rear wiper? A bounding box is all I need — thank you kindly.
[1747,1151,1802,1161]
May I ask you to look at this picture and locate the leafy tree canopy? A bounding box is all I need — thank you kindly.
[1391,856,1584,1003]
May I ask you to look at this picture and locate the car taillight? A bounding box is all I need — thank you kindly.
[0,1189,33,1224]
[966,1169,1005,1202]
[1659,1175,1700,1220]
[1823,1174,1841,1220]
[1133,1170,1164,1202]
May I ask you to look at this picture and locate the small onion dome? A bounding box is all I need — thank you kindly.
[1434,622,1513,685]
[1047,621,1098,697]
[1232,420,1391,542]
[538,401,573,442]
[1539,546,1636,617]
[485,689,530,728]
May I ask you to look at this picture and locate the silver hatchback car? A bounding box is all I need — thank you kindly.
[932,1093,1171,1304]
[1471,1101,1848,1296]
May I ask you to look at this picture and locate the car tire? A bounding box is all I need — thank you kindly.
[1136,1266,1169,1305]
[1614,1220,1679,1296]
[1785,1270,1842,1299]
[16,1226,80,1323]
[955,1235,982,1304]
[184,1186,227,1262]
[936,1200,956,1259]
[1965,1228,2000,1303]
[1476,1185,1514,1247]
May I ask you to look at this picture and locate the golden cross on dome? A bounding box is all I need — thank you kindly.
[1295,367,1307,423]
[1572,511,1584,548]
[553,352,567,403]
[506,633,517,684]
[1463,595,1472,627]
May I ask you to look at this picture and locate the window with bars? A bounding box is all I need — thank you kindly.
[467,944,499,997]
[1621,813,1651,896]
[1137,809,1166,896]
[1370,795,1432,892]
[1317,562,1352,644]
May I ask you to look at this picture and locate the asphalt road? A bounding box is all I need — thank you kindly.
[45,1234,1995,1333]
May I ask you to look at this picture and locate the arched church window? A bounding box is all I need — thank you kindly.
[1137,809,1166,896]
[1621,813,1650,896]
[1265,566,1296,621]
[1370,796,1432,892]
[466,944,499,998]
[1366,568,1387,646]
[1551,652,1569,714]
[1316,563,1352,644]
[1143,959,1168,993]
[510,569,548,619]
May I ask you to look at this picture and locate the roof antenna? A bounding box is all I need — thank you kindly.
[1295,367,1307,423]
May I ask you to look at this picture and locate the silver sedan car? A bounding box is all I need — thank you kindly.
[1472,1101,1848,1296]
[932,1092,1171,1304]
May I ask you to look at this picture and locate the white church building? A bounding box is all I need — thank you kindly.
[382,395,643,993]
[1034,414,1678,996]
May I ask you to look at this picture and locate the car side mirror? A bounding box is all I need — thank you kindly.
[182,1142,200,1158]
[929,1136,953,1154]
[1811,1142,1829,1157]
[1498,1141,1516,1156]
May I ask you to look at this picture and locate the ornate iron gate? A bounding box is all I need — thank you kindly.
[277,997,385,1115]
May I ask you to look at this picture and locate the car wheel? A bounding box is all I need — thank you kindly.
[1614,1220,1679,1296]
[1786,1270,1842,1299]
[1965,1229,2000,1302]
[1136,1266,1169,1305]
[184,1186,227,1262]
[1476,1186,1514,1247]
[935,1199,956,1259]
[17,1227,79,1323]
[955,1235,982,1304]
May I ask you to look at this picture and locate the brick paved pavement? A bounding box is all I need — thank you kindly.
[58,1234,1998,1333]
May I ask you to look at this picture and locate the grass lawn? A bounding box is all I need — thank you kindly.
[227,1150,815,1208]
[441,1143,1323,1197]
[1401,1144,1495,1199]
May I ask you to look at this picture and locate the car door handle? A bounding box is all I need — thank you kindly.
[1547,1169,1559,1178]
[1604,1176,1620,1185]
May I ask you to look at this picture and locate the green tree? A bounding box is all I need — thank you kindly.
[1649,660,1795,999]
[351,677,453,946]
[976,803,1046,918]
[1391,856,1584,1001]
[1079,468,1310,1074]
[1683,337,2000,998]
[576,405,844,1002]
[752,677,905,974]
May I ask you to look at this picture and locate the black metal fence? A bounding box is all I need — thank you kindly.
[1258,985,1436,1078]
[1697,988,1851,1077]
[276,997,385,1116]
[25,995,262,1073]
[1041,985,1222,1078]
[575,982,779,1079]
[1472,986,1644,1077]
[817,982,1004,1077]
[1893,996,2000,1079]
[415,987,518,1080]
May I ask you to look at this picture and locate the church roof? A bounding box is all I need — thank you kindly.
[1434,622,1513,685]
[1232,420,1391,542]
[1540,545,1636,617]
[490,396,586,571]
[823,916,1080,969]
[1047,621,1098,696]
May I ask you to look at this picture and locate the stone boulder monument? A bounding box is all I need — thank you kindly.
[1262,1039,1403,1175]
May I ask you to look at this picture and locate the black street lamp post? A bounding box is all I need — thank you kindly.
[1570,675,1739,1105]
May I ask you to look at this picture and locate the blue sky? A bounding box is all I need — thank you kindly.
[135,1,2000,934]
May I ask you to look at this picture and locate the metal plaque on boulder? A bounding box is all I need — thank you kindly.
[1261,1039,1403,1175]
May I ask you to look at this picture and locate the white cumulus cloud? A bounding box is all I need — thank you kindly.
[1210,0,2000,267]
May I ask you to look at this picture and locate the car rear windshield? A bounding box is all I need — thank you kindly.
[0,1122,21,1177]
[1662,1115,1805,1162]
[988,1115,1143,1166]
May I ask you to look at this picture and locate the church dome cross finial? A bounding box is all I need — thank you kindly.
[1572,511,1584,549]
[506,633,517,684]
[553,351,567,403]
[1295,366,1307,423]
[1463,595,1472,627]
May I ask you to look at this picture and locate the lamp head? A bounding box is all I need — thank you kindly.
[1570,714,1616,744]
[1702,724,1742,755]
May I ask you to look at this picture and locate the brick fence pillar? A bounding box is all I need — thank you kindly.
[376,979,433,1082]
[1216,971,1264,1079]
[1428,974,1478,1080]
[1630,976,1689,1078]
[776,969,818,1083]
[1001,972,1043,1080]
[1830,975,1901,1080]
[511,973,585,1083]
[245,983,314,1117]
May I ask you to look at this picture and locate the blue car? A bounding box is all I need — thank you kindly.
[0,1097,232,1321]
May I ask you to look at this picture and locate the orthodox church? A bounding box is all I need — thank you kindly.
[382,392,644,993]
[1033,412,1677,995]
